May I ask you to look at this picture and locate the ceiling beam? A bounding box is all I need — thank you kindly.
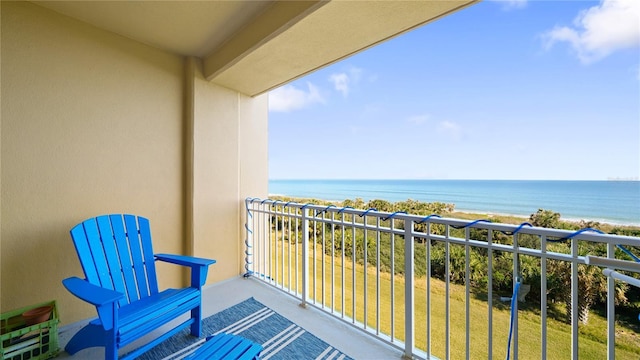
[203,0,327,82]
[208,0,478,96]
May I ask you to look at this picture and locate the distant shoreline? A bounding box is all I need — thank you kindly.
[451,207,640,227]
[267,193,640,229]
[269,179,640,226]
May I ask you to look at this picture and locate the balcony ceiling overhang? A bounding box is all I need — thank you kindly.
[33,0,477,97]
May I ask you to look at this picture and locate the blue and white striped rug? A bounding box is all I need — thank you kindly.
[135,297,353,360]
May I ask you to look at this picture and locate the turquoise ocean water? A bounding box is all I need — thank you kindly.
[269,180,640,226]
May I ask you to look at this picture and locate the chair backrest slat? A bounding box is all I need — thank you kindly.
[96,216,129,306]
[70,224,100,285]
[137,217,159,295]
[81,219,115,291]
[124,215,151,299]
[110,215,140,303]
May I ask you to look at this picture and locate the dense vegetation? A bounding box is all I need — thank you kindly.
[269,196,640,330]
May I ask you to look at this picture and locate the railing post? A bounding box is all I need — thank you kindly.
[571,238,579,360]
[513,234,519,360]
[403,219,414,359]
[607,243,615,360]
[540,235,548,360]
[301,207,310,308]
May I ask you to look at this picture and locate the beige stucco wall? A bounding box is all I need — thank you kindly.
[1,2,268,325]
[1,1,184,323]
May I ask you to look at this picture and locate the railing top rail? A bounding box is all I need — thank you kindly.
[245,197,640,246]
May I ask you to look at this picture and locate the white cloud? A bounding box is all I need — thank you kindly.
[268,82,324,112]
[541,0,640,63]
[329,73,350,97]
[438,121,462,141]
[407,114,429,125]
[329,66,364,97]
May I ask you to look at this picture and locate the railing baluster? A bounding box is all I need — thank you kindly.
[376,216,381,335]
[607,242,615,360]
[316,212,326,309]
[404,219,414,359]
[313,214,317,304]
[541,235,547,360]
[571,238,579,360]
[364,214,368,330]
[281,205,285,289]
[269,205,279,286]
[302,207,310,307]
[390,218,395,342]
[487,229,493,360]
[513,233,519,360]
[322,211,326,309]
[445,224,451,360]
[465,227,471,359]
[295,209,299,295]
[352,214,357,325]
[288,206,292,292]
[341,213,346,318]
[331,211,336,313]
[251,202,258,278]
[261,203,266,282]
[266,203,270,282]
[426,223,432,358]
[274,205,278,286]
[257,202,260,277]
[255,202,259,278]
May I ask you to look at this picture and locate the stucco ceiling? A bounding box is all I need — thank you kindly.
[33,1,275,58]
[33,0,477,97]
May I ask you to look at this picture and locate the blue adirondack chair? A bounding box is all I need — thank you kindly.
[62,214,216,360]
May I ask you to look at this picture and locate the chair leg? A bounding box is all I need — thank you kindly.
[65,322,106,355]
[66,323,119,360]
[105,338,118,360]
[190,305,202,337]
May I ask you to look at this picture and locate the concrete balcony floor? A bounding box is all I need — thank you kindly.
[57,277,403,359]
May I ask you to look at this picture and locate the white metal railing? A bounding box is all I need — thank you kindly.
[243,198,640,360]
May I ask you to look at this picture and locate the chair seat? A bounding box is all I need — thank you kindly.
[186,333,262,360]
[118,288,200,345]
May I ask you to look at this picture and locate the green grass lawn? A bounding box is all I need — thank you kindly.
[264,240,639,359]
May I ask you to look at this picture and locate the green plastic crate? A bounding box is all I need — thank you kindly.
[1,300,59,360]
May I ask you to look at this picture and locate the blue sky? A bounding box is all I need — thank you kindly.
[268,0,639,180]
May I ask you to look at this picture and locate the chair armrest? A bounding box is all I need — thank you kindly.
[62,277,124,331]
[155,253,216,267]
[62,276,124,306]
[155,254,216,288]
